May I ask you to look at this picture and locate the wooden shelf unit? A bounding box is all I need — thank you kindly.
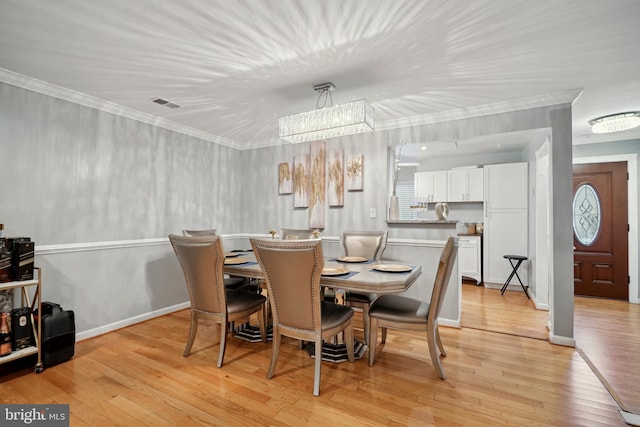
[0,267,42,373]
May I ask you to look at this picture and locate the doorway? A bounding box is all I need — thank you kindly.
[573,161,629,300]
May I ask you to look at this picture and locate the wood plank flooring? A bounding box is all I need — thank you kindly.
[0,302,629,426]
[461,282,640,418]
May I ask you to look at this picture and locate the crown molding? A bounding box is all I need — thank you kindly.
[2,67,588,151]
[0,68,243,150]
[376,88,583,131]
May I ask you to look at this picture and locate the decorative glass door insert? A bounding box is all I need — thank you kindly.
[573,183,601,246]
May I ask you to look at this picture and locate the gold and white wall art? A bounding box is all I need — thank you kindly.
[309,140,326,228]
[293,154,310,208]
[327,149,344,207]
[278,162,293,194]
[346,154,364,191]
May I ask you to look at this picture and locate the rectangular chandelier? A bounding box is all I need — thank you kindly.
[279,99,375,143]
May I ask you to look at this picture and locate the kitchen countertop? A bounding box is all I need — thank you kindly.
[386,220,458,224]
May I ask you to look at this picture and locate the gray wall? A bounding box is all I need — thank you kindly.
[0,82,243,243]
[0,82,243,333]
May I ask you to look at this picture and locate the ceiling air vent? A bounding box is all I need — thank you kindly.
[151,97,181,109]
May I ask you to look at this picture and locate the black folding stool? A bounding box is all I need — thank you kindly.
[500,255,529,298]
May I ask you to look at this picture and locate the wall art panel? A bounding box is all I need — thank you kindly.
[309,140,326,228]
[294,154,310,208]
[278,161,293,194]
[327,149,344,207]
[347,154,364,191]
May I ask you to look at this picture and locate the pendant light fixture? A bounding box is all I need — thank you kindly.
[279,83,374,143]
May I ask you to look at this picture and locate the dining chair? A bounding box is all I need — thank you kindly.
[367,236,458,379]
[182,228,217,237]
[169,234,267,368]
[182,228,248,290]
[250,238,355,396]
[341,230,388,345]
[280,228,317,240]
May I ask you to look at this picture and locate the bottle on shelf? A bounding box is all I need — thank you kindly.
[0,312,11,357]
[0,237,11,283]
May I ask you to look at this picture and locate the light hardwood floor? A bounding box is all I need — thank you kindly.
[462,282,640,417]
[0,300,630,426]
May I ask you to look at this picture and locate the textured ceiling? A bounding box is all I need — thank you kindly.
[1,0,639,150]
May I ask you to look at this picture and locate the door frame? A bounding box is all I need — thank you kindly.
[573,153,638,303]
[535,140,550,310]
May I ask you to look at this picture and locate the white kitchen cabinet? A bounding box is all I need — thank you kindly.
[414,170,447,202]
[483,162,528,286]
[458,235,482,283]
[447,168,484,202]
[483,162,527,209]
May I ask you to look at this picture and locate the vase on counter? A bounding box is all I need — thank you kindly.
[389,194,400,221]
[435,202,449,220]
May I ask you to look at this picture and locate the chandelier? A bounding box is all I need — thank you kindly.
[279,83,374,143]
[589,112,640,134]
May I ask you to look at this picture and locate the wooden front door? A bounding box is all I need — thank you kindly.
[573,161,628,300]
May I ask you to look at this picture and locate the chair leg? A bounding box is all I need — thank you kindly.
[217,321,227,368]
[381,327,387,344]
[435,325,446,357]
[427,321,445,379]
[344,324,355,362]
[183,310,198,357]
[368,317,378,366]
[313,339,323,396]
[267,331,281,379]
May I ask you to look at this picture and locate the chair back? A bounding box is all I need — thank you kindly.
[428,236,459,324]
[342,230,388,260]
[280,228,316,240]
[182,229,217,237]
[251,238,324,334]
[169,234,226,316]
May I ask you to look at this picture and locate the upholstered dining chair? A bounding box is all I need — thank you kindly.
[250,238,355,396]
[280,228,317,240]
[368,236,458,379]
[169,234,267,368]
[341,230,388,345]
[182,228,248,290]
[182,228,216,237]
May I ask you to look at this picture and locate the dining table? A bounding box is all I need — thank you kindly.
[223,249,423,362]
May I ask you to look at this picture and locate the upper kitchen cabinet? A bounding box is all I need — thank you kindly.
[447,168,484,202]
[483,162,527,210]
[414,170,447,202]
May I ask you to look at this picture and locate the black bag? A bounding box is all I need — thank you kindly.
[34,301,75,368]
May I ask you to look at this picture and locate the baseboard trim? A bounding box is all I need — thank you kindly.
[548,333,576,347]
[620,410,640,426]
[438,318,460,328]
[76,301,190,342]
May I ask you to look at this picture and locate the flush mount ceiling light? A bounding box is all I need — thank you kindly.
[278,83,374,143]
[589,112,640,134]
